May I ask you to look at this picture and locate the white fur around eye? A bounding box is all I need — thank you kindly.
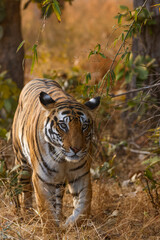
[64,116,70,124]
[89,98,96,103]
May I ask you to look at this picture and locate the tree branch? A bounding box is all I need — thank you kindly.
[109,82,160,98]
[99,0,149,95]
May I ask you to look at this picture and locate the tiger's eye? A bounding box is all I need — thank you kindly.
[59,122,67,131]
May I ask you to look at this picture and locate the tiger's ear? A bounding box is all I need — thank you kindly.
[84,96,100,110]
[39,92,55,109]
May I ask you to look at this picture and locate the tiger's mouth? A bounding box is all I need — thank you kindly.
[65,155,82,162]
[62,149,87,162]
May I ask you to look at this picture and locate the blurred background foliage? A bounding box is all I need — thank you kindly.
[0,70,20,139]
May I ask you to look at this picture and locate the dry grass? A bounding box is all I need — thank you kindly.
[1,139,160,239]
[1,174,160,240]
[0,137,160,239]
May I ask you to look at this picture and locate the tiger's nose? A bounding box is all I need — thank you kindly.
[70,147,80,153]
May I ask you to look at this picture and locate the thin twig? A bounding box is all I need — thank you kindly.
[145,178,159,211]
[109,82,160,98]
[140,114,160,124]
[123,147,151,155]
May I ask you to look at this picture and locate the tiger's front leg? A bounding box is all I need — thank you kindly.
[32,172,65,227]
[15,156,33,212]
[65,171,92,227]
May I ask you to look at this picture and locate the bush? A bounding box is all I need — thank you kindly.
[0,69,20,139]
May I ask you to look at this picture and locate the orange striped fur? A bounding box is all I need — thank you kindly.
[12,78,100,228]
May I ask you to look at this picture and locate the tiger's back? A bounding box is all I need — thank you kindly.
[12,78,100,227]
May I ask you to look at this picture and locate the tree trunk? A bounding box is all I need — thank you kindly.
[0,0,24,89]
[132,0,160,90]
[122,0,160,136]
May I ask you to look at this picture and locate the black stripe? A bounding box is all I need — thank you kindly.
[71,186,88,197]
[36,173,55,186]
[12,110,28,165]
[35,114,58,173]
[31,134,49,175]
[69,160,87,172]
[19,157,28,164]
[57,106,83,111]
[51,120,54,128]
[56,102,83,108]
[48,89,62,95]
[72,107,84,111]
[55,183,66,188]
[46,117,50,125]
[72,192,79,197]
[56,195,63,199]
[56,203,62,206]
[16,142,28,164]
[23,84,43,98]
[37,173,66,189]
[77,111,84,116]
[61,110,71,115]
[69,171,90,184]
[54,97,66,102]
[31,115,49,174]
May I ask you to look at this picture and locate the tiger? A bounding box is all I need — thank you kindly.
[12,78,100,228]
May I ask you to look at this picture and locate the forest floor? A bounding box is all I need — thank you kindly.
[0,130,160,240]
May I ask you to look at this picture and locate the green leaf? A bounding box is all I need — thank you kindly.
[42,0,50,7]
[4,98,12,113]
[0,85,10,99]
[135,66,148,80]
[52,0,61,22]
[118,14,123,25]
[134,9,138,22]
[152,4,160,7]
[99,53,106,59]
[85,72,91,84]
[45,3,51,16]
[125,52,131,63]
[116,70,124,81]
[121,33,124,41]
[113,38,118,47]
[127,100,137,107]
[88,50,94,59]
[110,70,115,81]
[120,5,129,11]
[16,40,25,53]
[0,128,7,139]
[142,156,160,167]
[146,58,156,68]
[0,160,6,177]
[121,51,128,60]
[94,44,101,53]
[145,168,153,181]
[125,71,133,83]
[31,44,38,73]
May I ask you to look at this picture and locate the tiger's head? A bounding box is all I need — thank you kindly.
[39,92,100,162]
